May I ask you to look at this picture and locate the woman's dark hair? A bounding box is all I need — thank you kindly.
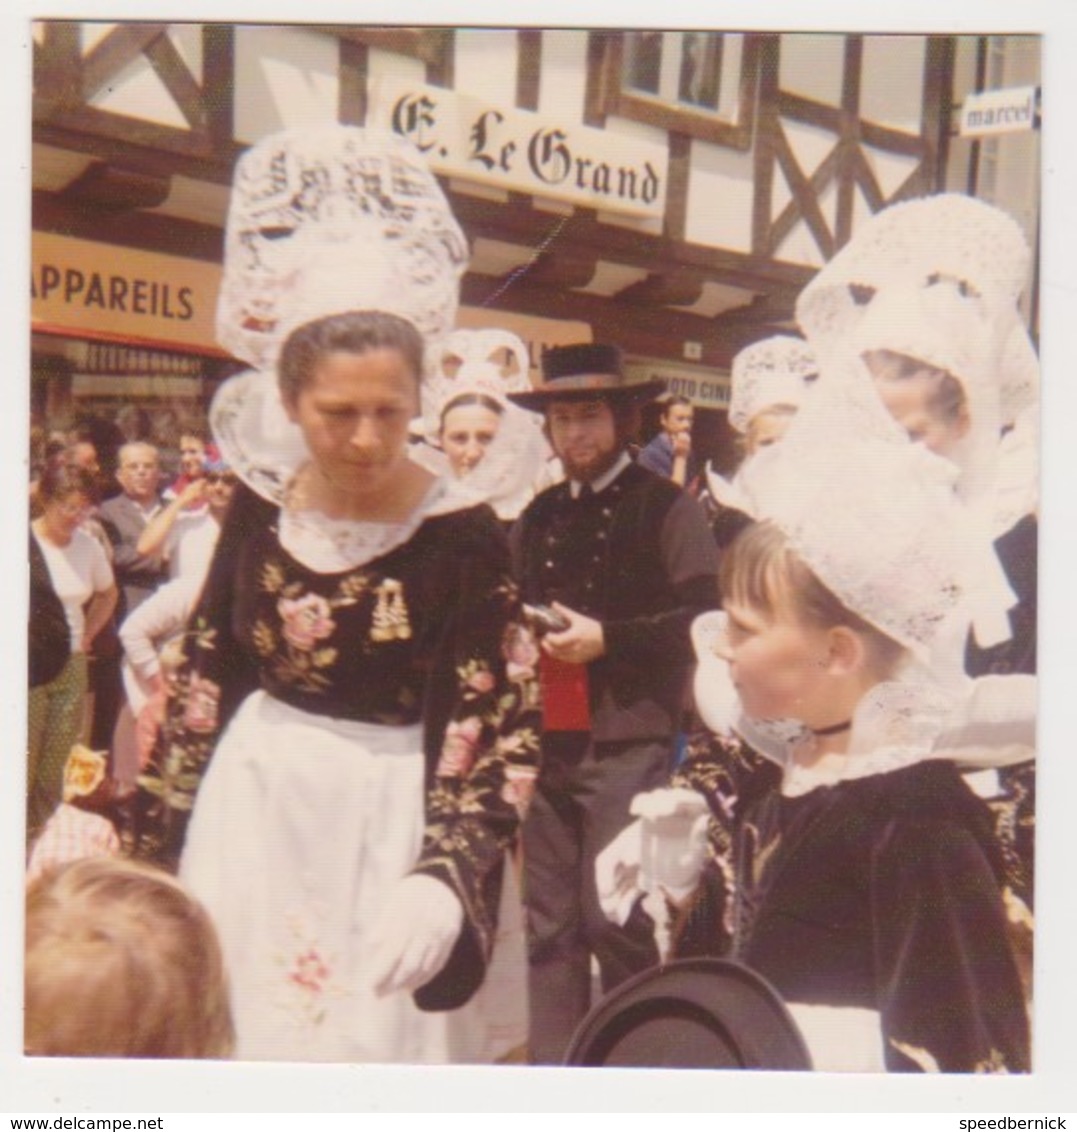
[277,311,425,404]
[37,463,100,506]
[439,391,505,429]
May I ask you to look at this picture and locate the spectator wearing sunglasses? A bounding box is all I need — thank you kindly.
[135,458,238,587]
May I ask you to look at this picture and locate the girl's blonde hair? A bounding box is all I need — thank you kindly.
[720,520,907,679]
[25,857,234,1059]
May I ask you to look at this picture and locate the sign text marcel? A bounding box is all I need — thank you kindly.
[371,83,669,219]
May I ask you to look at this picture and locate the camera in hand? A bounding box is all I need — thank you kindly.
[523,603,571,636]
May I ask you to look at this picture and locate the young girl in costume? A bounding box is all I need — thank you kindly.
[599,413,1030,1073]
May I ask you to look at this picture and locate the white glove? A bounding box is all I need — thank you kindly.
[631,788,710,904]
[366,874,464,997]
[595,819,645,927]
[595,788,711,927]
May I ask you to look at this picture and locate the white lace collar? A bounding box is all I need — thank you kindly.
[278,473,481,573]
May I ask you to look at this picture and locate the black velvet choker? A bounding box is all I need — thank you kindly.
[810,719,852,737]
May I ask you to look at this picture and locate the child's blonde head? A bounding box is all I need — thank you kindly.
[25,857,234,1059]
[720,520,907,681]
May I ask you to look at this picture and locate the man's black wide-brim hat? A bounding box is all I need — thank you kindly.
[563,958,813,1070]
[506,342,666,412]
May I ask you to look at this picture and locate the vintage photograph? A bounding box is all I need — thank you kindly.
[16,11,1059,1109]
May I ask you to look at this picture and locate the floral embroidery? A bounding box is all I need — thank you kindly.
[438,717,483,777]
[278,593,336,652]
[501,764,538,818]
[503,623,540,684]
[974,1048,1011,1074]
[182,673,220,734]
[287,947,332,994]
[273,913,345,1031]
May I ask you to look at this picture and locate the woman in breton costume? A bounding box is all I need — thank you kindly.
[132,126,541,1063]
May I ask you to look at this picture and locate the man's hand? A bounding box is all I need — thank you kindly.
[541,601,606,664]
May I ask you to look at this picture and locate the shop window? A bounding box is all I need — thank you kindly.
[598,31,761,149]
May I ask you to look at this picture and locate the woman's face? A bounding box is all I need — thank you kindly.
[284,348,420,500]
[745,408,795,457]
[44,492,92,541]
[440,403,502,477]
[870,370,969,457]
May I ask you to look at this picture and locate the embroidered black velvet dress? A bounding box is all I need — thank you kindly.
[131,481,541,1061]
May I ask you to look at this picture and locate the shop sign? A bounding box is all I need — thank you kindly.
[627,359,731,410]
[959,86,1039,138]
[31,232,224,353]
[369,81,668,218]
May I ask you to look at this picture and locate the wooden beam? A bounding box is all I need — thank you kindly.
[203,26,235,147]
[34,107,242,175]
[82,25,168,103]
[614,271,706,308]
[664,132,691,243]
[517,29,542,112]
[771,124,835,260]
[462,273,743,370]
[921,36,955,195]
[339,36,368,125]
[34,22,82,115]
[33,189,225,262]
[144,31,208,133]
[709,291,797,329]
[445,188,814,293]
[835,35,863,250]
[752,35,780,258]
[767,142,840,254]
[59,161,172,211]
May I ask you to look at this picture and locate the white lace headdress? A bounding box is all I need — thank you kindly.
[728,334,819,433]
[411,327,551,521]
[210,125,470,504]
[216,124,468,372]
[692,388,1033,778]
[795,195,1035,461]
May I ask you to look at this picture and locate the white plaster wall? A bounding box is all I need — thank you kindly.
[233,25,339,144]
[88,55,188,128]
[779,33,844,106]
[860,36,925,134]
[535,30,589,120]
[684,140,754,254]
[453,29,518,105]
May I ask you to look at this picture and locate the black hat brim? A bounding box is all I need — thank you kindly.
[506,378,667,413]
[563,957,813,1070]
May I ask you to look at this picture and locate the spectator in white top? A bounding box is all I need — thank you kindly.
[28,465,117,846]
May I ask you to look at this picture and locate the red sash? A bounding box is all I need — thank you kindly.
[539,654,592,732]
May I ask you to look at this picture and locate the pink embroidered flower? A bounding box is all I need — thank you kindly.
[288,947,331,994]
[278,593,336,652]
[501,765,538,817]
[182,674,221,734]
[466,668,496,694]
[504,625,541,683]
[437,717,483,777]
